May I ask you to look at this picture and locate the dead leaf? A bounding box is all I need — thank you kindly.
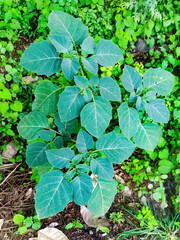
[38,227,68,240]
[2,141,17,162]
[0,219,4,230]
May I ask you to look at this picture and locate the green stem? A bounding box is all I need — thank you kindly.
[73,42,85,77]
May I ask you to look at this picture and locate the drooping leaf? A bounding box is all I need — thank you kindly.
[72,173,93,206]
[82,57,98,74]
[58,86,85,122]
[87,178,117,216]
[143,68,174,96]
[54,113,78,134]
[145,99,170,123]
[37,162,55,176]
[122,65,142,93]
[90,158,114,180]
[84,89,93,102]
[133,123,161,151]
[81,36,95,54]
[76,129,94,153]
[26,142,50,167]
[129,91,137,103]
[144,91,156,101]
[74,76,89,89]
[48,11,88,45]
[81,96,112,138]
[38,130,56,142]
[117,102,140,139]
[20,40,61,76]
[35,170,72,219]
[136,96,146,111]
[46,148,74,169]
[48,35,73,53]
[61,57,80,81]
[99,76,121,101]
[96,131,135,163]
[17,111,49,140]
[32,81,61,116]
[53,136,64,149]
[95,39,123,67]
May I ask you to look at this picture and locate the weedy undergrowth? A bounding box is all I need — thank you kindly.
[17,11,174,219]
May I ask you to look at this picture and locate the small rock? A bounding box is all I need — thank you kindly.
[2,142,17,162]
[160,201,167,209]
[123,186,132,197]
[49,222,59,227]
[80,206,109,228]
[102,233,107,237]
[135,38,150,53]
[0,219,4,230]
[89,230,94,235]
[38,227,68,240]
[22,75,38,84]
[141,196,147,204]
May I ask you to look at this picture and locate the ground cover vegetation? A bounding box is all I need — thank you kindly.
[0,0,179,239]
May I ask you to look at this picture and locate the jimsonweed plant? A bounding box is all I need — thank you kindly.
[17,11,174,219]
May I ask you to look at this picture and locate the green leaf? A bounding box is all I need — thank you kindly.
[10,101,23,112]
[32,81,61,116]
[99,76,121,101]
[136,97,145,111]
[48,11,88,45]
[37,162,55,176]
[158,148,169,159]
[46,148,74,169]
[76,129,94,153]
[18,226,27,235]
[95,39,123,67]
[90,158,114,180]
[20,40,61,77]
[122,65,142,93]
[81,96,112,138]
[38,130,56,142]
[143,68,174,96]
[58,86,85,122]
[117,102,140,139]
[0,83,12,100]
[53,136,63,149]
[54,113,78,134]
[35,170,73,219]
[26,142,50,167]
[133,123,161,151]
[158,160,175,174]
[81,36,95,54]
[74,76,89,89]
[144,91,156,101]
[61,57,80,81]
[84,89,93,102]
[17,111,49,140]
[13,214,25,224]
[72,173,93,205]
[96,131,135,163]
[48,35,73,53]
[0,102,9,114]
[145,99,170,123]
[87,178,117,216]
[32,221,41,230]
[82,57,98,74]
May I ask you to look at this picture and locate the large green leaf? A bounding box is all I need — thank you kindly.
[61,57,80,81]
[82,57,98,74]
[48,35,73,53]
[81,96,112,138]
[90,158,114,180]
[76,129,94,153]
[37,162,55,177]
[72,173,93,206]
[54,113,78,134]
[74,76,89,89]
[117,102,140,139]
[26,142,50,167]
[122,65,142,93]
[48,11,88,45]
[58,86,85,122]
[32,81,61,116]
[87,178,117,216]
[133,123,161,151]
[143,68,174,96]
[81,37,95,54]
[46,148,74,169]
[20,40,61,76]
[99,76,121,101]
[95,39,123,67]
[17,111,49,140]
[38,130,56,142]
[96,131,135,163]
[145,99,170,123]
[35,170,72,219]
